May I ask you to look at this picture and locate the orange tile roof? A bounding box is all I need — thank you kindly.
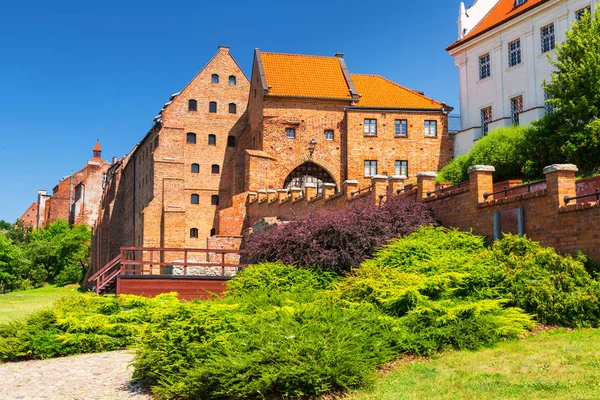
[93,141,102,152]
[352,74,445,109]
[447,0,549,50]
[260,52,352,99]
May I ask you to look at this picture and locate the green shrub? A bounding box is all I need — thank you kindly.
[491,235,600,327]
[438,126,530,184]
[225,262,339,297]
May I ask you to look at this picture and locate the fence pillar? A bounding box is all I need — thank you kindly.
[247,192,257,203]
[468,165,495,204]
[290,187,303,201]
[277,189,289,204]
[543,164,578,207]
[417,172,437,200]
[322,183,336,199]
[304,183,317,200]
[387,175,406,196]
[266,189,278,203]
[343,180,359,199]
[371,175,388,203]
[257,190,267,202]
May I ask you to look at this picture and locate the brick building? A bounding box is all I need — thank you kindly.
[92,46,453,272]
[19,142,110,229]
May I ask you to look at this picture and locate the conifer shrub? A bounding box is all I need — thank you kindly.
[244,198,436,272]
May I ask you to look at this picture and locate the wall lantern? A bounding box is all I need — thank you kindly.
[308,139,317,158]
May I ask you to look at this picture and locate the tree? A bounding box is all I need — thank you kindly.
[0,220,13,231]
[535,9,600,173]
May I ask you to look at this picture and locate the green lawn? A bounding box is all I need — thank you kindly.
[0,284,83,324]
[349,329,600,400]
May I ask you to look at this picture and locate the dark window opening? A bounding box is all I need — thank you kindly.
[209,101,217,113]
[191,194,199,204]
[229,75,236,85]
[188,99,197,111]
[212,164,220,174]
[186,132,197,144]
[210,228,216,236]
[191,163,200,173]
[211,195,219,206]
[228,103,237,114]
[211,74,219,83]
[227,136,236,147]
[208,134,216,146]
[190,228,198,238]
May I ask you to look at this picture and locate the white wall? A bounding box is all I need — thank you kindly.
[449,0,598,156]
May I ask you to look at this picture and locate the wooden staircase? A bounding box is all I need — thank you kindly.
[87,254,122,294]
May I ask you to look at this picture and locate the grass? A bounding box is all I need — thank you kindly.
[0,284,83,324]
[347,329,600,400]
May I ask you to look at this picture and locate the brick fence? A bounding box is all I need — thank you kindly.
[244,164,600,263]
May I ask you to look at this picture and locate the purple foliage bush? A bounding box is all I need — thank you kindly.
[244,196,437,272]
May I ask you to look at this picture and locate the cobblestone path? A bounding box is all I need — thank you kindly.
[0,351,152,400]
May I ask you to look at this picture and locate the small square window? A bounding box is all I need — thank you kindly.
[228,103,237,114]
[286,128,296,139]
[209,102,217,113]
[364,119,377,135]
[395,120,407,137]
[424,120,437,137]
[324,130,334,140]
[364,160,377,177]
[229,75,237,85]
[211,74,219,83]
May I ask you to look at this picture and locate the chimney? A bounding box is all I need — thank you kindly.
[218,45,230,53]
[334,52,344,58]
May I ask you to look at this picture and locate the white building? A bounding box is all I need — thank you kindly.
[447,0,597,156]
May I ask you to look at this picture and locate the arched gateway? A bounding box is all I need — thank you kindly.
[283,162,337,194]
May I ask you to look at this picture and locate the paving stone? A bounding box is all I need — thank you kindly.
[0,351,151,400]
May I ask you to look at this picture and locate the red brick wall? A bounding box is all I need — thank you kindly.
[346,110,452,187]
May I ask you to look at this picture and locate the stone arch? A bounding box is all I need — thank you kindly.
[283,161,337,194]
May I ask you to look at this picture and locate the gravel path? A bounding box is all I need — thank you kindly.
[0,351,152,400]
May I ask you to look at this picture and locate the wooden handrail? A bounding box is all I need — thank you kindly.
[120,247,246,253]
[88,254,121,282]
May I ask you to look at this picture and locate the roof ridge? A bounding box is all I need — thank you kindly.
[261,51,341,60]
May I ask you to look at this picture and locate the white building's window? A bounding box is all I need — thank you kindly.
[395,160,408,177]
[508,39,522,67]
[424,120,437,137]
[541,23,555,53]
[510,96,523,125]
[364,160,377,177]
[544,89,555,115]
[480,106,492,136]
[575,6,591,22]
[479,53,491,80]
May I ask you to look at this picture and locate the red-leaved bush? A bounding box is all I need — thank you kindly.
[244,196,437,272]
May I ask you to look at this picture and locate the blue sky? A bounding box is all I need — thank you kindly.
[0,0,463,222]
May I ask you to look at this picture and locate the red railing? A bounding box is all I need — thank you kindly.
[119,247,247,277]
[87,254,122,294]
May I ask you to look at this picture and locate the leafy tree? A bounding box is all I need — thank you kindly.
[532,9,600,173]
[0,220,13,231]
[0,232,31,291]
[26,220,91,286]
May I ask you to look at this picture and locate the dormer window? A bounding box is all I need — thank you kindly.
[514,0,526,7]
